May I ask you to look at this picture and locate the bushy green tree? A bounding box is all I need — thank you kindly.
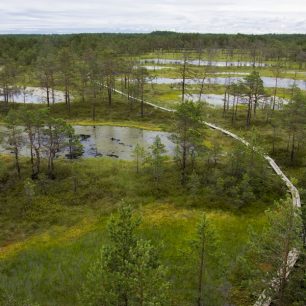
[56,47,75,113]
[19,109,48,179]
[284,90,306,164]
[187,170,201,198]
[36,52,57,107]
[147,135,166,184]
[230,197,302,305]
[240,71,265,127]
[132,66,149,117]
[172,101,204,185]
[5,110,24,178]
[191,213,224,306]
[80,204,170,306]
[132,143,145,174]
[281,189,306,306]
[42,117,80,178]
[282,251,306,306]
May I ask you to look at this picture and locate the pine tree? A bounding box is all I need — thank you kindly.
[147,135,166,184]
[80,204,170,306]
[132,143,145,174]
[5,110,24,178]
[192,213,223,306]
[284,91,306,164]
[171,101,204,185]
[230,197,302,305]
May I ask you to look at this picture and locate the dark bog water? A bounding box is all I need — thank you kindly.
[151,77,306,90]
[75,125,175,160]
[0,87,67,104]
[184,93,288,109]
[0,125,175,160]
[141,65,173,70]
[140,58,269,67]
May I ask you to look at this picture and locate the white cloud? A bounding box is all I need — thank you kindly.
[0,0,306,34]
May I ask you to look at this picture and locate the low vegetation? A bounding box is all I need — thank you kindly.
[0,33,305,306]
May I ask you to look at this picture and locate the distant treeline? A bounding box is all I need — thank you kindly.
[1,32,306,65]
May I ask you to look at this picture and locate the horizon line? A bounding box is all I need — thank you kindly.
[1,31,306,36]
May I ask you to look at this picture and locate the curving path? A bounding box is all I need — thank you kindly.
[110,86,301,306]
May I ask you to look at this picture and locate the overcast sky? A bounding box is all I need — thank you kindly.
[1,0,306,34]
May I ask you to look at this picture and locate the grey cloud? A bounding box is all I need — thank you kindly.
[0,0,306,34]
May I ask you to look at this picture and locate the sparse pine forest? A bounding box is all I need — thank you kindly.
[0,33,305,306]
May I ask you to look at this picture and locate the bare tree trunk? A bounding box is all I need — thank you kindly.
[14,147,21,179]
[227,91,230,111]
[127,76,130,103]
[246,96,252,128]
[182,57,187,102]
[286,137,290,154]
[290,133,295,163]
[272,77,278,111]
[231,95,236,124]
[253,97,258,117]
[46,85,50,107]
[235,96,239,119]
[223,90,227,116]
[34,147,41,178]
[28,130,36,179]
[67,90,71,114]
[198,76,206,103]
[140,82,144,117]
[290,72,297,101]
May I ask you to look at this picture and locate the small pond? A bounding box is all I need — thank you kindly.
[140,58,269,67]
[75,125,175,160]
[184,93,288,109]
[141,65,173,70]
[0,87,67,104]
[151,77,306,90]
[0,125,175,161]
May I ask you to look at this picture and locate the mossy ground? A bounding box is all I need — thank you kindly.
[0,112,279,305]
[0,52,302,305]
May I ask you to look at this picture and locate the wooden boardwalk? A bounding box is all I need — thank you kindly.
[111,87,301,306]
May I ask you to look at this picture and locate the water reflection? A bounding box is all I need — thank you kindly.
[151,77,306,90]
[0,125,175,160]
[184,93,288,109]
[141,58,269,67]
[75,126,175,160]
[0,87,67,104]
